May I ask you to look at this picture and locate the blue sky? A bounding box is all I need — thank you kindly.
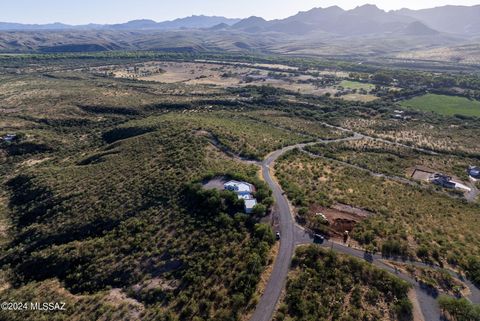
[2,0,479,24]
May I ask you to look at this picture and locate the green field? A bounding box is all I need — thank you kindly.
[339,80,375,91]
[400,94,480,117]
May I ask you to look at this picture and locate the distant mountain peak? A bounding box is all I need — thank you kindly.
[351,4,384,14]
[323,5,344,12]
[231,16,268,31]
[354,4,381,9]
[127,19,156,23]
[209,22,229,30]
[403,20,440,35]
[243,16,267,23]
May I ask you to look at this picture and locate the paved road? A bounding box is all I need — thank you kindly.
[249,134,479,321]
[288,220,443,321]
[248,146,298,321]
[249,135,364,321]
[296,230,442,321]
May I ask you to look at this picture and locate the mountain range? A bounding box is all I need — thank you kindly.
[0,15,241,31]
[1,4,479,62]
[1,4,479,36]
[227,4,480,36]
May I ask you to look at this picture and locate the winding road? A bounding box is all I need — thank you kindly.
[248,132,480,321]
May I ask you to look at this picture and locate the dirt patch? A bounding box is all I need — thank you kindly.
[106,288,144,320]
[309,204,369,238]
[331,203,374,218]
[202,176,229,191]
[21,157,52,167]
[92,60,343,97]
[340,94,378,102]
[194,130,210,137]
[408,289,426,321]
[410,166,435,182]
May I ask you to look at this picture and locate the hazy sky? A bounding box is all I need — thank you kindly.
[2,0,479,24]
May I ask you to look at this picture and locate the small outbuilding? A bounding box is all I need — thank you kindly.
[431,174,456,189]
[244,199,258,214]
[468,166,480,180]
[2,134,17,143]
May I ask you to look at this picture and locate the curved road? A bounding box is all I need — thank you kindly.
[249,136,363,321]
[249,134,479,321]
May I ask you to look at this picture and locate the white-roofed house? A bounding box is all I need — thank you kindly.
[224,180,254,196]
[223,180,258,214]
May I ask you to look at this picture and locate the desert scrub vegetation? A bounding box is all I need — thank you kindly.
[275,149,480,283]
[339,116,480,156]
[338,80,376,91]
[305,138,478,180]
[0,72,226,119]
[0,279,145,321]
[275,245,412,321]
[1,115,276,321]
[438,296,480,321]
[244,110,352,140]
[160,111,309,160]
[388,262,467,297]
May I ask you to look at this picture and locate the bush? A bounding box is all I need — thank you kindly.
[254,223,275,245]
[394,298,413,321]
[252,204,267,217]
[465,256,480,286]
[381,239,408,258]
[438,295,480,321]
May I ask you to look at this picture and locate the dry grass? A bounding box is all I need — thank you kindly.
[339,117,480,155]
[340,93,378,102]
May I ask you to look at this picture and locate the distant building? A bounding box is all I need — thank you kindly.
[2,134,16,143]
[243,74,267,82]
[392,110,411,121]
[224,180,258,214]
[431,173,456,189]
[469,166,480,180]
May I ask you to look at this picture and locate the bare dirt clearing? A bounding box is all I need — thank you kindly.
[202,176,229,191]
[93,61,344,97]
[308,204,371,238]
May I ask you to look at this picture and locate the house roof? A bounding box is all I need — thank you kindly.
[244,199,257,210]
[224,180,253,193]
[2,134,16,142]
[469,167,480,177]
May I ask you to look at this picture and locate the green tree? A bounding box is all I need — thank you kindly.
[252,204,267,217]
